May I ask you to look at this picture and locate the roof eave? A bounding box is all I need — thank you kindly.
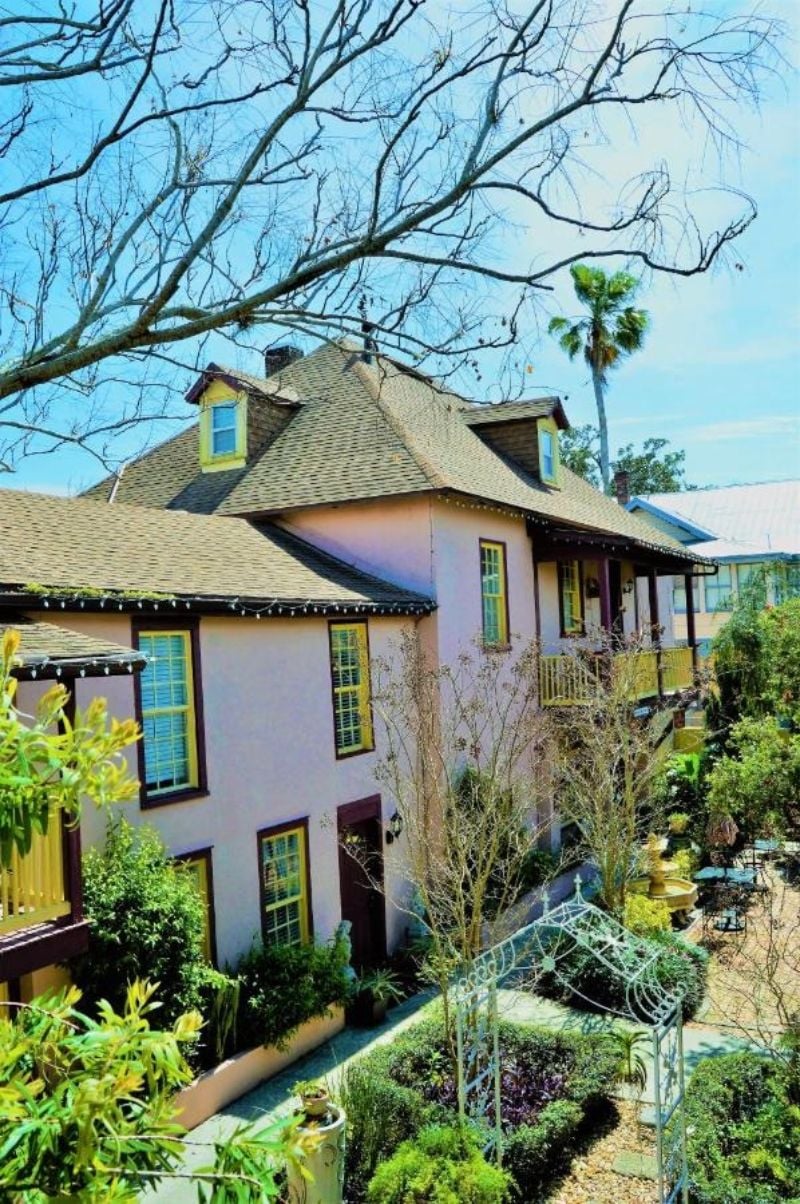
[0,590,434,619]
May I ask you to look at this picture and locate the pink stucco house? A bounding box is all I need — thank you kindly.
[0,340,706,1003]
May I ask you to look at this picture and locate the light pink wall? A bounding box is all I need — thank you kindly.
[18,611,413,968]
[281,496,436,597]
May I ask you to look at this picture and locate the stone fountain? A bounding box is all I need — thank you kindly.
[629,834,697,916]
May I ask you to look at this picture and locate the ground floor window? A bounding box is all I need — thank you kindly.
[176,848,216,964]
[258,821,311,947]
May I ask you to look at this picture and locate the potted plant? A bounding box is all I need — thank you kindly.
[351,968,404,1027]
[293,1078,331,1120]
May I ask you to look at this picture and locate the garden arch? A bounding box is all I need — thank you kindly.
[453,877,689,1204]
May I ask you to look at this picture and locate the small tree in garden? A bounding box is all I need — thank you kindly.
[372,633,552,1044]
[706,717,800,844]
[0,981,311,1201]
[0,628,139,868]
[550,637,667,915]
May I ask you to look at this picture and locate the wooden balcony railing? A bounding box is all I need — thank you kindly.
[661,647,694,693]
[539,647,696,707]
[0,815,70,937]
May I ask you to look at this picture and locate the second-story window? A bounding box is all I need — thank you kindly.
[480,540,509,647]
[329,622,374,756]
[559,561,583,635]
[211,403,238,457]
[136,629,201,801]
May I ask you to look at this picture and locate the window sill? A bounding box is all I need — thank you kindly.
[141,787,210,810]
[334,745,375,762]
[482,642,512,654]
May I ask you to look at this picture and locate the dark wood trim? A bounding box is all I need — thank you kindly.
[684,573,698,680]
[0,919,90,982]
[327,619,375,761]
[647,568,664,699]
[598,557,613,633]
[131,617,208,807]
[478,537,511,648]
[256,816,314,945]
[336,794,382,829]
[58,692,84,925]
[557,558,585,638]
[174,846,218,967]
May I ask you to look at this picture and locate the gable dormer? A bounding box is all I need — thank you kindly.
[462,397,568,488]
[186,351,303,474]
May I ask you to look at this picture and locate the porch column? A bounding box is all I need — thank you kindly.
[648,568,664,699]
[684,572,698,680]
[598,557,613,634]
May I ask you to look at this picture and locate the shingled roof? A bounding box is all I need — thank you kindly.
[2,616,147,679]
[83,342,702,565]
[0,489,433,615]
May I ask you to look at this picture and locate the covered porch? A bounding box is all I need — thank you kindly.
[529,520,711,707]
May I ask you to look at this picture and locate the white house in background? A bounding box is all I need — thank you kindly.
[627,480,800,649]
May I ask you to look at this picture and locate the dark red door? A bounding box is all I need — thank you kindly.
[338,798,387,970]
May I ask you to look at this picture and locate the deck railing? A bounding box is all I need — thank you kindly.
[0,814,70,936]
[540,647,696,707]
[661,646,694,693]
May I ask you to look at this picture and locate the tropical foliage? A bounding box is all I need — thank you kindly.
[549,265,649,489]
[706,717,800,844]
[0,981,306,1202]
[0,628,139,867]
[561,425,691,494]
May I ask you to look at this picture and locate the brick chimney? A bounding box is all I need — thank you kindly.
[613,469,630,506]
[264,344,303,378]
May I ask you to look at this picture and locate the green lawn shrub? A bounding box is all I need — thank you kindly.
[366,1124,511,1204]
[623,892,672,936]
[236,933,352,1051]
[72,819,234,1055]
[343,1019,617,1201]
[537,930,708,1021]
[684,1052,800,1203]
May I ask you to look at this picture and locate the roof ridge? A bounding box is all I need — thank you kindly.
[350,356,445,490]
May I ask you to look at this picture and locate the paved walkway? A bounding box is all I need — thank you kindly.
[148,984,754,1202]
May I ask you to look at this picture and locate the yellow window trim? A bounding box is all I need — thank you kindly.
[139,629,199,796]
[560,560,583,634]
[179,852,215,963]
[480,540,509,647]
[198,382,248,472]
[538,416,561,488]
[259,824,310,947]
[329,621,374,756]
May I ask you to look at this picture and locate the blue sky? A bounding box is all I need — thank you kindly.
[8,3,800,497]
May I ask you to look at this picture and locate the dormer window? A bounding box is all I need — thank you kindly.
[538,417,560,487]
[198,387,247,471]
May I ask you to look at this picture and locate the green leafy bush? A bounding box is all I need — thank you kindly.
[707,717,800,842]
[236,934,352,1050]
[538,931,708,1021]
[339,1052,443,1199]
[684,1052,800,1202]
[366,1124,511,1204]
[502,1100,583,1194]
[73,819,228,1036]
[623,892,672,936]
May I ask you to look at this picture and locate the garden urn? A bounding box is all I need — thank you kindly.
[286,1104,346,1204]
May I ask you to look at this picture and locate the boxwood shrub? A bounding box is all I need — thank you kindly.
[367,1124,511,1203]
[684,1052,800,1203]
[342,1018,618,1201]
[537,930,709,1021]
[236,934,352,1051]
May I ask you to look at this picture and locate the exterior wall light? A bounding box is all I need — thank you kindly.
[386,810,404,844]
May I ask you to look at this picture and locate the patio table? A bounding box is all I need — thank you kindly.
[693,866,756,887]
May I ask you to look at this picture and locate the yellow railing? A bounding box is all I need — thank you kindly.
[661,646,694,693]
[614,650,659,700]
[539,654,600,705]
[0,816,70,936]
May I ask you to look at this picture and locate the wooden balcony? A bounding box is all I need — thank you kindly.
[0,815,71,937]
[539,647,695,707]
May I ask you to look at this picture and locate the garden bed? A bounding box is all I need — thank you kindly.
[340,1017,619,1201]
[175,1006,345,1130]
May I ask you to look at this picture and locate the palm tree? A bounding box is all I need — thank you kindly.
[549,265,649,491]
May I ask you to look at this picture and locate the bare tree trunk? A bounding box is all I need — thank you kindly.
[593,369,611,492]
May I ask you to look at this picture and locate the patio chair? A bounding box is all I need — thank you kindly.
[703,885,747,937]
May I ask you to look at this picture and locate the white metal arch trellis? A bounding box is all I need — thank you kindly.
[453,877,689,1204]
